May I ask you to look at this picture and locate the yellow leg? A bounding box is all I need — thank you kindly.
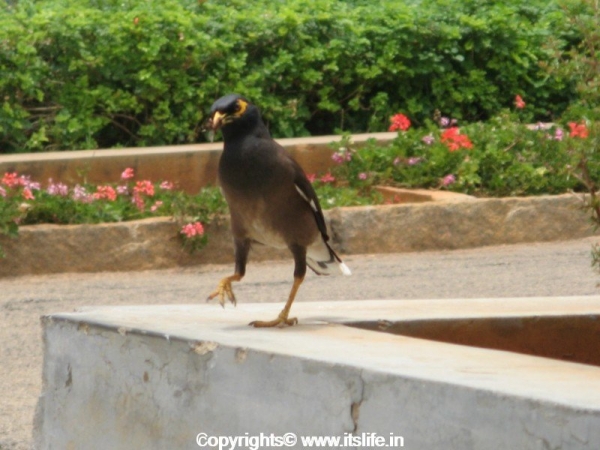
[250,276,304,328]
[207,273,242,307]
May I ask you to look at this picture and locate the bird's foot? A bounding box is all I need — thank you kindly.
[207,275,240,307]
[249,312,298,328]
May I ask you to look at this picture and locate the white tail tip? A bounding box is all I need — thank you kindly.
[340,262,352,276]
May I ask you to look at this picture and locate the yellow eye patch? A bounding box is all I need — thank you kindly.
[233,99,248,117]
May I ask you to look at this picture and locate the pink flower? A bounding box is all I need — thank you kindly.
[116,185,129,195]
[331,149,352,164]
[389,113,411,132]
[121,167,135,180]
[320,172,336,184]
[306,173,317,183]
[18,175,40,190]
[514,95,526,109]
[358,172,368,180]
[407,157,423,166]
[0,186,6,197]
[22,187,35,200]
[47,179,69,196]
[569,122,589,139]
[150,200,163,212]
[554,128,564,141]
[421,134,435,145]
[72,185,94,203]
[442,174,456,186]
[159,181,174,190]
[331,152,346,164]
[181,222,205,238]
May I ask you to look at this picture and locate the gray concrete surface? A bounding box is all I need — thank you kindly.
[36,298,600,449]
[1,237,600,449]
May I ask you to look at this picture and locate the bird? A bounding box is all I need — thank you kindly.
[206,94,351,327]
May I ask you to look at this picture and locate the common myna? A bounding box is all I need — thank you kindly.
[206,94,351,327]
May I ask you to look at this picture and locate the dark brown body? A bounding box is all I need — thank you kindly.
[207,94,350,327]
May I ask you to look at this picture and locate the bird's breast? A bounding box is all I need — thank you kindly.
[218,140,278,192]
[246,217,288,249]
[227,194,288,249]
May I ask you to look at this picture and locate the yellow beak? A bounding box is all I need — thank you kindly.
[210,111,226,130]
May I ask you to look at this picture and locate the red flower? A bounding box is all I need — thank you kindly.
[389,113,411,132]
[2,172,19,188]
[93,185,117,201]
[127,181,153,211]
[320,172,336,184]
[568,122,589,139]
[133,180,155,197]
[22,187,35,200]
[514,95,526,109]
[441,127,473,151]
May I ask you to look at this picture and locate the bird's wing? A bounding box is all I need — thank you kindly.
[292,164,351,276]
[290,160,330,242]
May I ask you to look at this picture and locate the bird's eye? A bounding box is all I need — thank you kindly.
[233,99,247,116]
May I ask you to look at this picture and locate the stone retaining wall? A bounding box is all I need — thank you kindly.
[0,194,595,278]
[0,132,395,194]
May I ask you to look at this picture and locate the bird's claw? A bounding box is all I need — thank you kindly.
[249,313,298,328]
[207,277,237,307]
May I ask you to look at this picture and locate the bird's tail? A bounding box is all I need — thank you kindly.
[306,239,351,276]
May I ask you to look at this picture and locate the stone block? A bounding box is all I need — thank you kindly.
[35,297,600,449]
[329,194,594,254]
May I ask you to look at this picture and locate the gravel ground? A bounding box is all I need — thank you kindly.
[1,237,599,449]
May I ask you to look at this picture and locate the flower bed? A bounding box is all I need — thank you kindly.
[0,165,382,258]
[0,167,227,257]
[326,101,597,199]
[1,92,599,262]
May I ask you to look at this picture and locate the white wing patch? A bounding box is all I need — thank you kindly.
[295,184,318,212]
[339,262,352,276]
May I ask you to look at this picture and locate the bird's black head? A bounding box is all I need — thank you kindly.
[208,94,259,131]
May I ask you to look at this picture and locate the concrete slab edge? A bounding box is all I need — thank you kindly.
[0,193,596,278]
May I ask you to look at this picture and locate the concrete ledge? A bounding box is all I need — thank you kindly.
[0,193,595,277]
[35,297,600,449]
[0,132,395,194]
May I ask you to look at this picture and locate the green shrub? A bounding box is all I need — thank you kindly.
[0,0,577,153]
